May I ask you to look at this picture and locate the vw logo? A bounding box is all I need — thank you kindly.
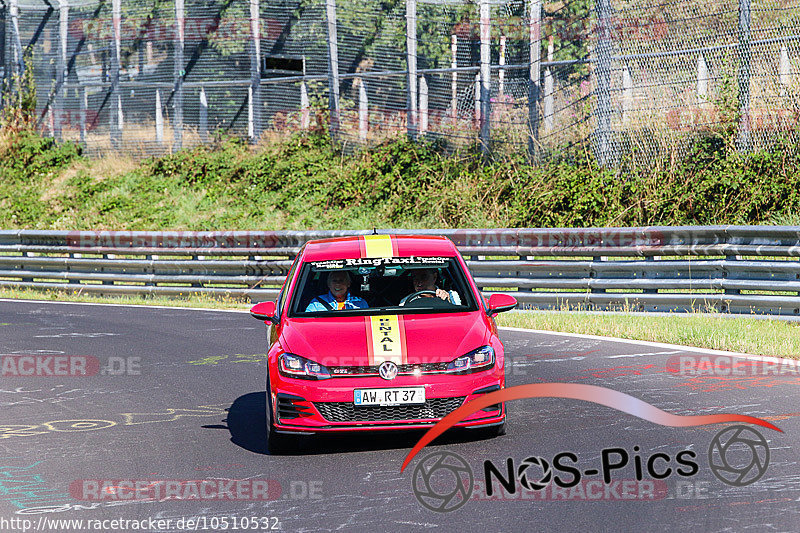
[378,361,398,380]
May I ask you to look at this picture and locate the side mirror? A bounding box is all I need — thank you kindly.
[487,294,517,315]
[250,301,279,325]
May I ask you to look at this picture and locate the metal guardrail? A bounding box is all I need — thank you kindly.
[1,227,800,316]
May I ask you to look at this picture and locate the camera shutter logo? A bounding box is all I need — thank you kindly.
[412,451,473,512]
[517,456,553,491]
[708,425,770,487]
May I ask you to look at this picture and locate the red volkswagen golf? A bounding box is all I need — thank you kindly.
[250,234,517,452]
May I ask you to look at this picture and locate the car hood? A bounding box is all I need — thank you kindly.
[280,312,490,366]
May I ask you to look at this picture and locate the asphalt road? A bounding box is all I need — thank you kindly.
[1,299,798,532]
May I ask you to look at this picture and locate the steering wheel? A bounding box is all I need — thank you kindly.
[399,290,437,306]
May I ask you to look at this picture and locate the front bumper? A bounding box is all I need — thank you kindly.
[269,367,505,433]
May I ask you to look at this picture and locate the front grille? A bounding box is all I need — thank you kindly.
[314,397,465,423]
[329,362,449,376]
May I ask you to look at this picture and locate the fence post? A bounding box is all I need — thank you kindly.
[358,79,367,142]
[324,0,340,142]
[110,0,122,146]
[79,86,86,144]
[406,0,417,139]
[248,86,254,139]
[9,0,22,78]
[173,0,184,152]
[474,72,480,126]
[499,35,505,97]
[622,66,632,126]
[736,0,751,153]
[479,0,490,157]
[249,0,261,142]
[780,44,790,96]
[450,34,457,121]
[54,0,69,140]
[419,75,428,134]
[155,88,163,144]
[595,0,613,167]
[300,80,310,129]
[544,35,554,132]
[199,87,208,142]
[528,0,541,159]
[696,53,709,102]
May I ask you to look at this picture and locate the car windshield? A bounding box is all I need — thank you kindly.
[289,256,477,316]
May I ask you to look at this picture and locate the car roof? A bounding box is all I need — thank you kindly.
[301,234,458,262]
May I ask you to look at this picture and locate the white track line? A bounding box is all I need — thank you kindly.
[498,326,800,365]
[2,298,796,365]
[0,298,249,313]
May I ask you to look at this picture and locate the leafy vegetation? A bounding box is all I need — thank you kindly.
[1,127,800,230]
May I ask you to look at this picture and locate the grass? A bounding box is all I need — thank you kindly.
[497,310,800,359]
[2,286,799,359]
[0,286,250,311]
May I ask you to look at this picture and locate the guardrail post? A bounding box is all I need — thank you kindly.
[590,256,605,313]
[325,0,340,143]
[736,0,751,153]
[406,0,418,139]
[528,0,541,159]
[724,254,740,296]
[643,256,657,294]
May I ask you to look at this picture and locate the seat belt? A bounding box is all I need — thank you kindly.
[313,296,335,310]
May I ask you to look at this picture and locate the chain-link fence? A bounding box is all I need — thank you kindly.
[0,0,798,165]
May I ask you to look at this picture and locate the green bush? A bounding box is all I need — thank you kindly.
[2,129,800,230]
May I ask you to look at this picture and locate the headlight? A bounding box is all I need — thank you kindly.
[446,346,495,374]
[279,353,331,380]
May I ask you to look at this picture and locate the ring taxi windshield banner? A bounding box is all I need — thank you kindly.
[309,257,451,270]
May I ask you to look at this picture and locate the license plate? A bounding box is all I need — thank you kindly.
[354,387,425,406]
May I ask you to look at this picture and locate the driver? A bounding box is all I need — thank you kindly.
[306,270,369,311]
[408,268,461,305]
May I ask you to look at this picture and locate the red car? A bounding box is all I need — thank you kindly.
[250,234,517,452]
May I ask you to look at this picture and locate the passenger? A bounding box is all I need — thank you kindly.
[305,271,369,311]
[408,268,461,305]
